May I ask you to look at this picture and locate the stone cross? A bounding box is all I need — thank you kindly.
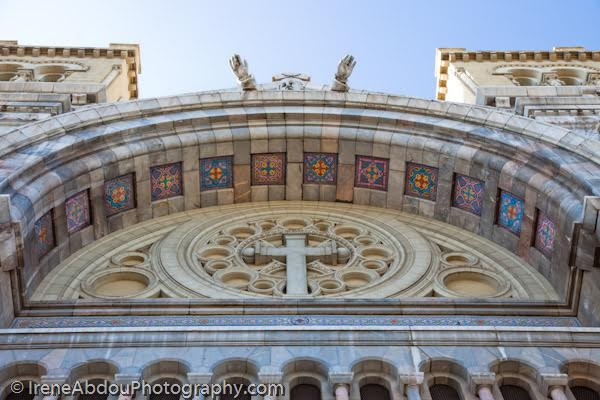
[242,233,348,296]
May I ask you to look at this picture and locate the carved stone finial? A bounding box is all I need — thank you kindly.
[229,54,257,91]
[331,54,356,92]
[542,73,565,86]
[9,69,33,82]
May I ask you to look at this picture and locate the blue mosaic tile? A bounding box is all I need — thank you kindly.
[304,153,337,184]
[200,156,233,191]
[104,174,135,217]
[405,163,438,200]
[498,190,524,235]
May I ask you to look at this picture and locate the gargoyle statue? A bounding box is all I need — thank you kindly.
[229,54,257,91]
[331,54,356,92]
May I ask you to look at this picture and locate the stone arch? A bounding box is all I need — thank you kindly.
[140,359,190,384]
[0,63,21,81]
[65,359,119,399]
[66,359,119,383]
[0,362,47,400]
[1,89,595,312]
[560,361,600,399]
[350,358,398,399]
[490,359,543,400]
[420,358,472,400]
[210,358,260,384]
[282,358,331,400]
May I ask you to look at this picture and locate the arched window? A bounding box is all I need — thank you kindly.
[0,63,20,81]
[361,383,391,400]
[148,378,184,400]
[35,65,67,82]
[430,384,461,400]
[571,387,600,400]
[220,377,251,400]
[77,379,110,400]
[5,381,35,400]
[500,385,531,400]
[291,383,321,400]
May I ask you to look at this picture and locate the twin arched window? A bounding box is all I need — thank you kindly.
[430,384,461,400]
[360,383,391,400]
[291,383,321,400]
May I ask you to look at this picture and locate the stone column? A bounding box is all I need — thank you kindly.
[113,374,140,400]
[400,373,425,400]
[329,369,354,400]
[258,367,284,400]
[399,372,425,400]
[477,385,495,400]
[550,387,569,400]
[0,195,18,328]
[471,372,496,400]
[187,370,213,400]
[334,384,350,400]
[37,375,69,400]
[406,384,421,400]
[543,374,570,400]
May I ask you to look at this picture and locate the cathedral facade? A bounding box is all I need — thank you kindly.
[0,42,599,400]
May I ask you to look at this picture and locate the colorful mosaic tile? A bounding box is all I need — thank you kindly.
[535,212,556,255]
[150,162,183,201]
[34,211,54,258]
[104,174,136,217]
[405,163,438,200]
[498,191,524,235]
[303,153,337,184]
[65,190,90,234]
[354,156,389,191]
[11,314,580,328]
[252,153,286,185]
[200,156,233,191]
[452,174,484,215]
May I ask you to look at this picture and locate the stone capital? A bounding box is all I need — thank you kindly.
[258,367,283,384]
[399,372,424,385]
[541,374,569,395]
[328,368,354,387]
[470,372,496,393]
[187,371,213,385]
[113,374,140,386]
[40,375,68,385]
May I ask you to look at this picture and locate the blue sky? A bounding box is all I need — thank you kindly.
[0,0,598,99]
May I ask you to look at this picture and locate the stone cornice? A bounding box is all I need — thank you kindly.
[0,41,140,99]
[0,325,599,350]
[0,90,594,166]
[435,47,600,100]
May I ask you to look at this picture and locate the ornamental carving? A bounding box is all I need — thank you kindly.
[32,203,558,301]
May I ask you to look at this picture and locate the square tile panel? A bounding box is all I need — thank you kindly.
[65,190,91,234]
[104,174,136,217]
[252,153,286,185]
[150,162,183,201]
[497,190,525,235]
[355,155,389,191]
[452,174,484,215]
[34,211,54,258]
[200,156,233,191]
[405,162,438,200]
[535,212,556,256]
[303,153,337,184]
